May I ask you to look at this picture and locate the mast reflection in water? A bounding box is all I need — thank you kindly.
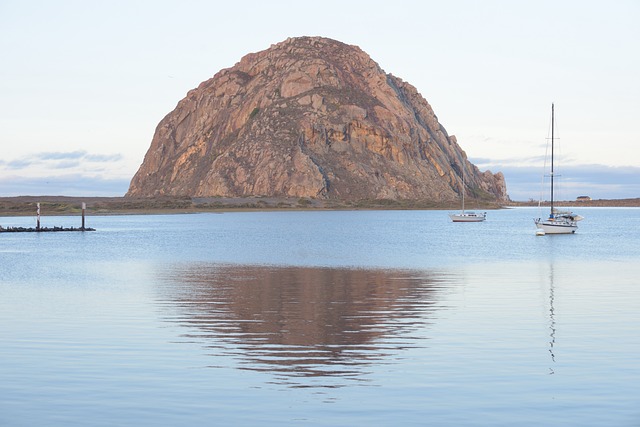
[156,264,449,388]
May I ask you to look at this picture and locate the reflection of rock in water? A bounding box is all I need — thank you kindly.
[157,264,447,387]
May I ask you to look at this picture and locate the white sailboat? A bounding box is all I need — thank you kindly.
[534,103,583,235]
[449,165,486,222]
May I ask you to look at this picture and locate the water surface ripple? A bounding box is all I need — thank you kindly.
[156,264,452,388]
[1,207,639,426]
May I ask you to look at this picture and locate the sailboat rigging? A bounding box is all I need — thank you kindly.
[449,164,486,222]
[534,103,583,234]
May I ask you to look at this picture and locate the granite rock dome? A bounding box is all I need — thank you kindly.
[127,36,507,202]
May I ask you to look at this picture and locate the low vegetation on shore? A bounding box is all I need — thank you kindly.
[0,196,637,217]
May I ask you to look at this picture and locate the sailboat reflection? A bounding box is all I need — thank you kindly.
[157,264,447,387]
[547,264,557,375]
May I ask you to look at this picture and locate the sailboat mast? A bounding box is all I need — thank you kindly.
[461,165,465,213]
[550,103,555,214]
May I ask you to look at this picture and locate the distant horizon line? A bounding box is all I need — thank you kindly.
[1,194,638,203]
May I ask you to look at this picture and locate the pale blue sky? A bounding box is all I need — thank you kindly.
[1,0,638,200]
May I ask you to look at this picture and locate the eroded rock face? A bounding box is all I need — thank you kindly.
[127,36,508,202]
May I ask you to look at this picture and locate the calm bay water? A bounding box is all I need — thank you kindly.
[1,207,639,426]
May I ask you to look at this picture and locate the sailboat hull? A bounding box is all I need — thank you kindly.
[449,212,486,222]
[534,219,577,234]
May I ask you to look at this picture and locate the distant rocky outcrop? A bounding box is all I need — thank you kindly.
[127,36,507,202]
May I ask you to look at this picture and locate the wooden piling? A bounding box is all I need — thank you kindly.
[0,201,95,233]
[82,202,86,230]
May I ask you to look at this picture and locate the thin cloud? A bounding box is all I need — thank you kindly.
[497,164,640,201]
[471,153,590,170]
[471,155,548,166]
[85,153,123,162]
[6,159,34,169]
[0,174,130,197]
[38,150,87,161]
[1,150,123,171]
[51,160,81,169]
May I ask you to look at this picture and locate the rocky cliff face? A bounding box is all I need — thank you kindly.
[127,36,507,202]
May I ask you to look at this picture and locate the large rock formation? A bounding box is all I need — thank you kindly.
[127,36,507,202]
